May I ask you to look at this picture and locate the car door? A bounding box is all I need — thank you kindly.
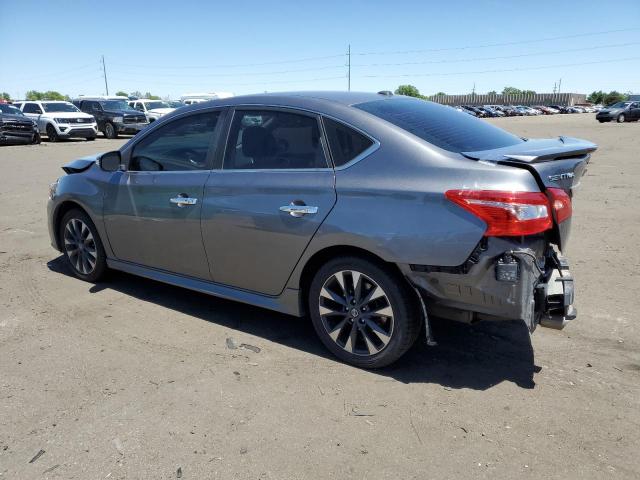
[631,102,640,120]
[103,109,226,279]
[201,107,337,296]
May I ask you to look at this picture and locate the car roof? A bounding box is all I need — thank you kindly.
[191,91,395,109]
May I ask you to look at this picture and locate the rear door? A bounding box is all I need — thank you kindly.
[104,109,225,279]
[201,107,336,295]
[631,102,640,120]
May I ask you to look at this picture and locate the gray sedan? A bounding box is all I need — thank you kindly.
[47,92,596,368]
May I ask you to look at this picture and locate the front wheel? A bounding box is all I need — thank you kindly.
[59,209,107,282]
[32,131,41,144]
[308,256,421,368]
[46,124,59,142]
[104,122,118,139]
[617,114,626,123]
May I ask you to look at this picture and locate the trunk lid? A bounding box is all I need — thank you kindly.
[462,136,597,249]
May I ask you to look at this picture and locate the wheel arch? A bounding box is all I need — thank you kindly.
[297,245,408,316]
[52,200,91,251]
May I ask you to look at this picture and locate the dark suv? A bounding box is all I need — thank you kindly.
[0,103,39,145]
[72,98,148,138]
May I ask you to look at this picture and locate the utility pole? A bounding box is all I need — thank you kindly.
[553,82,557,94]
[558,78,562,94]
[101,55,109,96]
[347,44,351,92]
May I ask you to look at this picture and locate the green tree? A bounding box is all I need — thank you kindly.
[603,91,627,105]
[502,86,522,95]
[587,91,605,104]
[522,89,536,95]
[25,90,68,101]
[115,90,128,97]
[395,85,423,98]
[144,92,161,100]
[1,92,11,101]
[130,90,143,99]
[487,90,497,95]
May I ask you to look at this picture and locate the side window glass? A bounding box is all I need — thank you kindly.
[24,103,41,114]
[130,112,220,172]
[323,117,374,167]
[224,110,327,170]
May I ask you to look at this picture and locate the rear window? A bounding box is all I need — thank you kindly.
[354,96,523,153]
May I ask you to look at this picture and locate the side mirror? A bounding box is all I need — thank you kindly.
[99,151,122,172]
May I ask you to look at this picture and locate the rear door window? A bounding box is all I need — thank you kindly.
[354,96,523,153]
[323,117,374,167]
[23,103,42,114]
[224,109,328,170]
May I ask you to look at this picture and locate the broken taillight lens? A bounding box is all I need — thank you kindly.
[547,187,572,224]
[445,189,553,236]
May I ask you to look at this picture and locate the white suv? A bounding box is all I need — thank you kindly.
[128,99,176,123]
[15,101,98,142]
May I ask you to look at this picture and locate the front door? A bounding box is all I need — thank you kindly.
[104,110,224,280]
[201,108,336,296]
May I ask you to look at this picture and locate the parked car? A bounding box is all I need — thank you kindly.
[47,92,596,368]
[455,105,476,116]
[128,99,176,123]
[462,105,486,117]
[595,101,640,123]
[0,103,40,145]
[482,105,505,117]
[13,100,98,142]
[73,98,148,138]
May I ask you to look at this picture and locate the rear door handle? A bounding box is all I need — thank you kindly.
[280,203,318,217]
[170,195,198,207]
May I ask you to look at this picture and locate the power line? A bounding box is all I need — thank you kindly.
[109,53,346,70]
[360,56,640,78]
[109,64,345,79]
[353,41,640,67]
[355,27,640,56]
[107,74,346,88]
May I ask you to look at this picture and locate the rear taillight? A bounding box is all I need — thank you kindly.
[445,190,553,236]
[547,187,572,223]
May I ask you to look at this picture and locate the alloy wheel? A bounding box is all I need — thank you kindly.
[63,218,97,275]
[318,270,394,356]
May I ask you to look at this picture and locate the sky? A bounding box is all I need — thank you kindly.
[1,0,639,100]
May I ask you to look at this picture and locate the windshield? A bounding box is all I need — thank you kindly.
[355,97,522,153]
[608,102,630,109]
[0,104,24,115]
[42,102,79,113]
[101,100,136,111]
[145,101,170,110]
[168,101,183,108]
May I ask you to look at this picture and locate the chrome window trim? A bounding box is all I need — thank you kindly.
[320,113,381,171]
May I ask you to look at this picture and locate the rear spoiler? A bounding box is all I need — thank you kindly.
[462,136,598,163]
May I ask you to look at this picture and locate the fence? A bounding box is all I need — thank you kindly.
[429,93,587,107]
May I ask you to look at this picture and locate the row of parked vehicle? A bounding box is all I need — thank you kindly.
[0,92,235,145]
[454,104,602,117]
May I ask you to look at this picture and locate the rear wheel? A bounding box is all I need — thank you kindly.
[46,124,59,142]
[104,122,118,139]
[59,209,107,282]
[308,256,421,368]
[617,113,626,123]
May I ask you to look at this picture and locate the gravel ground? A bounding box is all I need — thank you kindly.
[0,114,638,479]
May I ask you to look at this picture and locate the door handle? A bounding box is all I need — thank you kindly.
[170,195,198,207]
[279,203,318,217]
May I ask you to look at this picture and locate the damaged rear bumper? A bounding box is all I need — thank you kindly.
[401,237,576,332]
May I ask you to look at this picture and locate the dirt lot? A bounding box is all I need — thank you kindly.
[1,114,638,479]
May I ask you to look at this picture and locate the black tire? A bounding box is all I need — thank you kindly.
[86,136,96,141]
[46,124,59,142]
[104,122,118,139]
[59,209,107,282]
[32,131,41,144]
[617,114,626,123]
[308,256,421,368]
